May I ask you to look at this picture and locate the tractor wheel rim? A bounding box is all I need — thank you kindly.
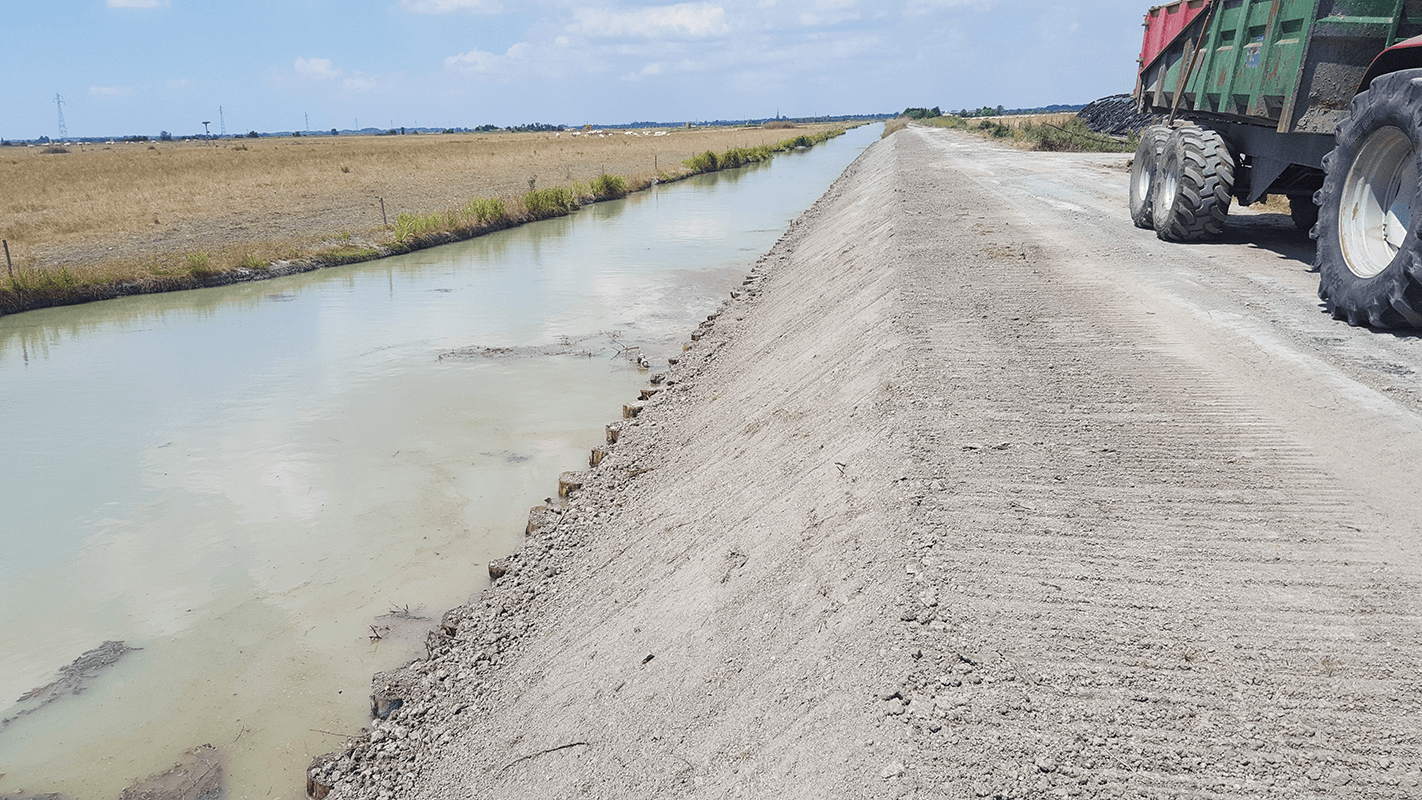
[1160,166,1179,215]
[1340,126,1416,279]
[1135,161,1153,202]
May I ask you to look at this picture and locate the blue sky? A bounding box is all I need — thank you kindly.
[1,0,1150,139]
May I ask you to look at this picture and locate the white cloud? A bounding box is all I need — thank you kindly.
[107,0,168,7]
[903,0,997,16]
[167,78,195,90]
[619,62,667,82]
[798,0,863,25]
[339,71,402,95]
[798,10,859,25]
[294,57,342,81]
[90,85,135,97]
[444,42,530,74]
[572,3,730,38]
[401,0,502,13]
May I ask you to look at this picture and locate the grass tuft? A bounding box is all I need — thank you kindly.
[588,173,629,200]
[522,187,579,218]
[4,265,83,294]
[466,197,507,223]
[684,150,719,173]
[185,250,212,276]
[392,195,513,243]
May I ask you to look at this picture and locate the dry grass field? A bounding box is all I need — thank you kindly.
[0,123,849,309]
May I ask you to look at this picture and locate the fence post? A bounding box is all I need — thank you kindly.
[379,197,387,227]
[3,240,12,279]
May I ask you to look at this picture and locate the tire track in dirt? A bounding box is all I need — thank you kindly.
[885,128,1422,798]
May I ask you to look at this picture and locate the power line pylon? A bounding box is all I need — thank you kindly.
[55,94,67,140]
[219,106,227,137]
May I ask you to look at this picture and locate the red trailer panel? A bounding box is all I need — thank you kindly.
[1138,0,1210,74]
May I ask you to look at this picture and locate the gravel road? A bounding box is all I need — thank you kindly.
[312,124,1422,800]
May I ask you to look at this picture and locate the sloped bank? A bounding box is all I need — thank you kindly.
[307,130,918,799]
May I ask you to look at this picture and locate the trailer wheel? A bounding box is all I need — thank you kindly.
[1151,123,1236,242]
[1289,195,1318,234]
[1129,124,1171,229]
[1316,69,1422,327]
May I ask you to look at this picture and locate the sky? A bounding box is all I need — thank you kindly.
[1,0,1151,140]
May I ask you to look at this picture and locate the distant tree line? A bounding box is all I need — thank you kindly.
[901,107,942,119]
[958,106,1007,118]
[954,103,1086,117]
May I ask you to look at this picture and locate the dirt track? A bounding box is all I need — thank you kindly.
[312,124,1422,799]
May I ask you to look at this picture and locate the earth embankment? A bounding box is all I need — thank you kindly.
[313,125,1422,799]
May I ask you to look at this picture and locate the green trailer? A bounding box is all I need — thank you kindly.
[1131,0,1422,327]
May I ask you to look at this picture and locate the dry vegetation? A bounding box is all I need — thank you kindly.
[0,122,849,313]
[885,112,1134,154]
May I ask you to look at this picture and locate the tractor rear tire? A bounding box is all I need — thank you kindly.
[1130,124,1171,229]
[1315,68,1422,328]
[1151,123,1235,242]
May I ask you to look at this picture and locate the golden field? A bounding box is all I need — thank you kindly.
[0,123,849,309]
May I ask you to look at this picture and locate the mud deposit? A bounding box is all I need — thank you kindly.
[312,126,1422,799]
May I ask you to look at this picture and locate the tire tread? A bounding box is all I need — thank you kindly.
[1155,124,1234,242]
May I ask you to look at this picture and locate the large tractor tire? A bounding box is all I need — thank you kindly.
[1151,123,1236,242]
[1315,68,1422,328]
[1129,124,1171,229]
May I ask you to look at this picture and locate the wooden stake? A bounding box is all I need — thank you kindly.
[3,240,12,279]
[379,197,387,226]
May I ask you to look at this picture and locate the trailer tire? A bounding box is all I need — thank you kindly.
[1129,124,1171,229]
[1289,195,1318,234]
[1151,123,1235,242]
[1315,69,1422,328]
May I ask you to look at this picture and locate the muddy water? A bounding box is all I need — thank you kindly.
[0,123,878,799]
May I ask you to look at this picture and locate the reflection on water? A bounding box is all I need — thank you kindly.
[0,124,877,800]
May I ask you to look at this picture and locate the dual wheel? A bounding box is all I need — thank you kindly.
[1130,122,1235,241]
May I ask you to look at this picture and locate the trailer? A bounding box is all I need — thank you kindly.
[1132,0,1422,327]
